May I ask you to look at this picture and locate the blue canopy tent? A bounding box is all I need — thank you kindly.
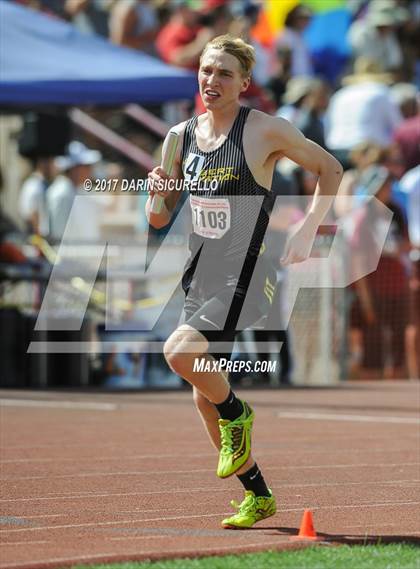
[0,1,198,106]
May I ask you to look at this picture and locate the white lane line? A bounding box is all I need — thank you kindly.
[270,479,420,489]
[2,501,419,534]
[0,452,215,464]
[1,443,127,450]
[108,528,420,542]
[1,446,416,464]
[1,468,212,481]
[3,434,418,451]
[306,501,420,512]
[2,506,203,520]
[277,411,420,424]
[1,479,419,503]
[110,534,169,542]
[1,540,49,546]
[1,497,415,523]
[0,514,62,521]
[0,399,117,411]
[344,523,418,529]
[0,512,232,533]
[3,462,419,481]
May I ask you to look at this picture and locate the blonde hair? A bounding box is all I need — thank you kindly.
[200,35,256,78]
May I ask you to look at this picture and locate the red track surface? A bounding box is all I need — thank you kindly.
[1,382,419,569]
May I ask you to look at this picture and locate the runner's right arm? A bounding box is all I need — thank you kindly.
[146,123,186,229]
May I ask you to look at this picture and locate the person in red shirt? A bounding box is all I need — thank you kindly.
[393,115,420,173]
[392,83,419,173]
[156,1,231,71]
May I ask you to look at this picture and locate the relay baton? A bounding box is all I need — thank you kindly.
[150,131,179,214]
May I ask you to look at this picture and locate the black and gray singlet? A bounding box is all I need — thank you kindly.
[179,106,276,340]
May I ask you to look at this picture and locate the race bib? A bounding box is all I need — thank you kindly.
[190,195,230,239]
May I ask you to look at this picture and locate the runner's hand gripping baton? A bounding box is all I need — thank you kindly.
[150,131,179,214]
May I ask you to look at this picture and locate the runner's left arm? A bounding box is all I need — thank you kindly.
[264,116,343,264]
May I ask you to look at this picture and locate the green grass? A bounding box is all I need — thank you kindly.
[73,544,420,569]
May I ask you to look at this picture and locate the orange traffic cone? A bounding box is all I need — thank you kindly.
[290,509,321,541]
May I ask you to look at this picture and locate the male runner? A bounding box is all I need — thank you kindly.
[146,35,343,529]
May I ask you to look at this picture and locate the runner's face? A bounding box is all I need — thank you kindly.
[199,49,250,110]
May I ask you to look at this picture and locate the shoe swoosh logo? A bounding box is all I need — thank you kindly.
[199,314,220,329]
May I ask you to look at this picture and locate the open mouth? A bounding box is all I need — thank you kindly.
[204,90,220,99]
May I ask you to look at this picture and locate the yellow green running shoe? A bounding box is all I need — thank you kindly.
[221,490,277,529]
[217,401,254,478]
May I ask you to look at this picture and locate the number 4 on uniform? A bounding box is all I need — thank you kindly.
[185,153,205,181]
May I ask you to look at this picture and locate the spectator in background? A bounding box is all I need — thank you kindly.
[400,165,420,251]
[19,158,54,237]
[15,0,67,18]
[334,140,407,219]
[276,75,315,123]
[155,0,230,70]
[382,143,410,218]
[280,166,327,384]
[396,0,420,83]
[110,0,159,54]
[334,141,387,372]
[350,165,410,379]
[275,4,314,78]
[294,79,330,150]
[277,77,330,149]
[392,84,420,173]
[325,57,402,170]
[348,0,409,74]
[1,167,27,264]
[155,0,200,69]
[334,141,387,218]
[64,0,112,37]
[391,82,419,120]
[400,164,420,379]
[46,141,103,242]
[265,45,292,108]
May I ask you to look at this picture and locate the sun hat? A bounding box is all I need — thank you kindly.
[367,0,409,26]
[341,57,394,85]
[283,76,316,105]
[55,141,101,171]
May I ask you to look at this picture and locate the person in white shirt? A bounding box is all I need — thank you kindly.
[47,141,104,242]
[324,57,402,169]
[19,158,54,236]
